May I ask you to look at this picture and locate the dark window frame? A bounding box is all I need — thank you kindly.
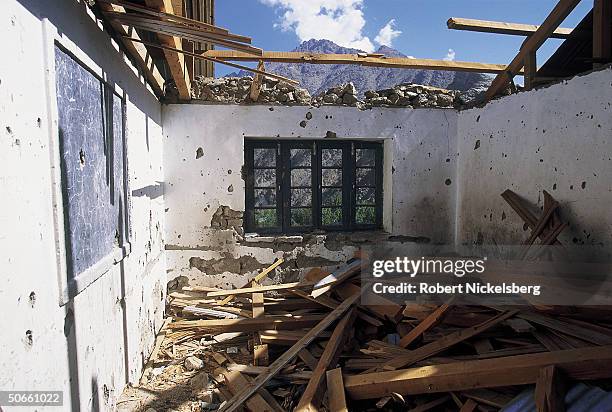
[245,139,383,233]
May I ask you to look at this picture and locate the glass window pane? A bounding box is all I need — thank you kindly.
[254,189,276,207]
[291,189,312,207]
[356,206,376,224]
[356,187,375,205]
[322,188,342,206]
[356,149,376,167]
[255,209,277,227]
[254,148,276,167]
[290,148,311,167]
[356,168,375,186]
[322,148,342,167]
[291,208,312,226]
[322,169,342,186]
[322,208,342,226]
[254,169,276,187]
[291,169,311,187]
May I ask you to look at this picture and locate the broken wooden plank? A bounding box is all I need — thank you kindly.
[518,311,612,346]
[326,367,348,412]
[593,0,612,68]
[143,0,191,100]
[344,345,612,400]
[219,258,284,305]
[485,0,582,99]
[311,259,361,298]
[97,2,165,97]
[203,50,520,74]
[399,298,455,347]
[406,395,451,412]
[207,281,313,297]
[372,310,518,371]
[294,309,357,411]
[447,17,573,38]
[217,292,360,412]
[221,369,279,412]
[535,365,566,412]
[169,314,325,333]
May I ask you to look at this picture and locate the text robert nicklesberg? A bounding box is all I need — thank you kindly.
[371,281,541,296]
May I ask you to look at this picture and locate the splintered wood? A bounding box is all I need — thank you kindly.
[145,212,612,411]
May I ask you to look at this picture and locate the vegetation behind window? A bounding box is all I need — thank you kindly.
[245,140,383,233]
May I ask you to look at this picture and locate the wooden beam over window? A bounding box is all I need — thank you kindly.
[98,3,165,97]
[447,17,574,38]
[143,0,191,100]
[485,0,583,101]
[203,50,520,74]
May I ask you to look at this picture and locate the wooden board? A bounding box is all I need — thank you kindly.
[447,17,573,38]
[344,345,612,400]
[294,309,356,411]
[203,50,520,74]
[485,0,582,99]
[326,368,348,412]
[143,0,191,100]
[217,293,360,412]
[169,314,325,333]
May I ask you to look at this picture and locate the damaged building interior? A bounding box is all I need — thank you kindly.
[2,0,612,411]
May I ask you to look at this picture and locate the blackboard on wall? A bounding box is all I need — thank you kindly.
[55,45,128,280]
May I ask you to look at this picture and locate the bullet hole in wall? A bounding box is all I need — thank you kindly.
[325,131,337,138]
[582,181,586,189]
[474,140,480,150]
[29,292,36,308]
[196,147,204,159]
[79,149,86,165]
[299,120,307,128]
[305,112,312,120]
[25,330,33,347]
[228,184,234,192]
[228,170,232,174]
[445,178,452,186]
[6,126,12,134]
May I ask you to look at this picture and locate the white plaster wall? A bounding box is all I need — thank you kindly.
[456,67,612,255]
[0,0,166,410]
[162,104,457,286]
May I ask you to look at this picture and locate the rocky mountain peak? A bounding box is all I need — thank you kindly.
[225,39,493,97]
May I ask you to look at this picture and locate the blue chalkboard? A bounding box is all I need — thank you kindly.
[55,46,128,280]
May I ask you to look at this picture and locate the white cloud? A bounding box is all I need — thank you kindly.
[260,0,375,52]
[374,19,402,47]
[443,48,456,61]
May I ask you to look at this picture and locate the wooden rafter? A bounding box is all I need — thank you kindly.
[485,0,583,100]
[203,50,523,74]
[143,0,191,100]
[447,17,574,38]
[593,0,612,68]
[97,2,165,97]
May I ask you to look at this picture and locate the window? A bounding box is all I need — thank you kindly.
[245,140,383,233]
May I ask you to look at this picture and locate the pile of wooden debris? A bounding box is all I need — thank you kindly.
[122,249,612,412]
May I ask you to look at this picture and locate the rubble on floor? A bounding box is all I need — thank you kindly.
[190,76,472,109]
[119,249,612,412]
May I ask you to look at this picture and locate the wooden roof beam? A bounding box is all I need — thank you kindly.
[202,50,522,74]
[143,0,191,100]
[485,0,583,100]
[98,3,165,97]
[447,17,574,38]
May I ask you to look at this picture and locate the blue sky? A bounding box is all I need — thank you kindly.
[214,0,592,76]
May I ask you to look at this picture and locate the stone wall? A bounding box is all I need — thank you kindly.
[190,76,464,109]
